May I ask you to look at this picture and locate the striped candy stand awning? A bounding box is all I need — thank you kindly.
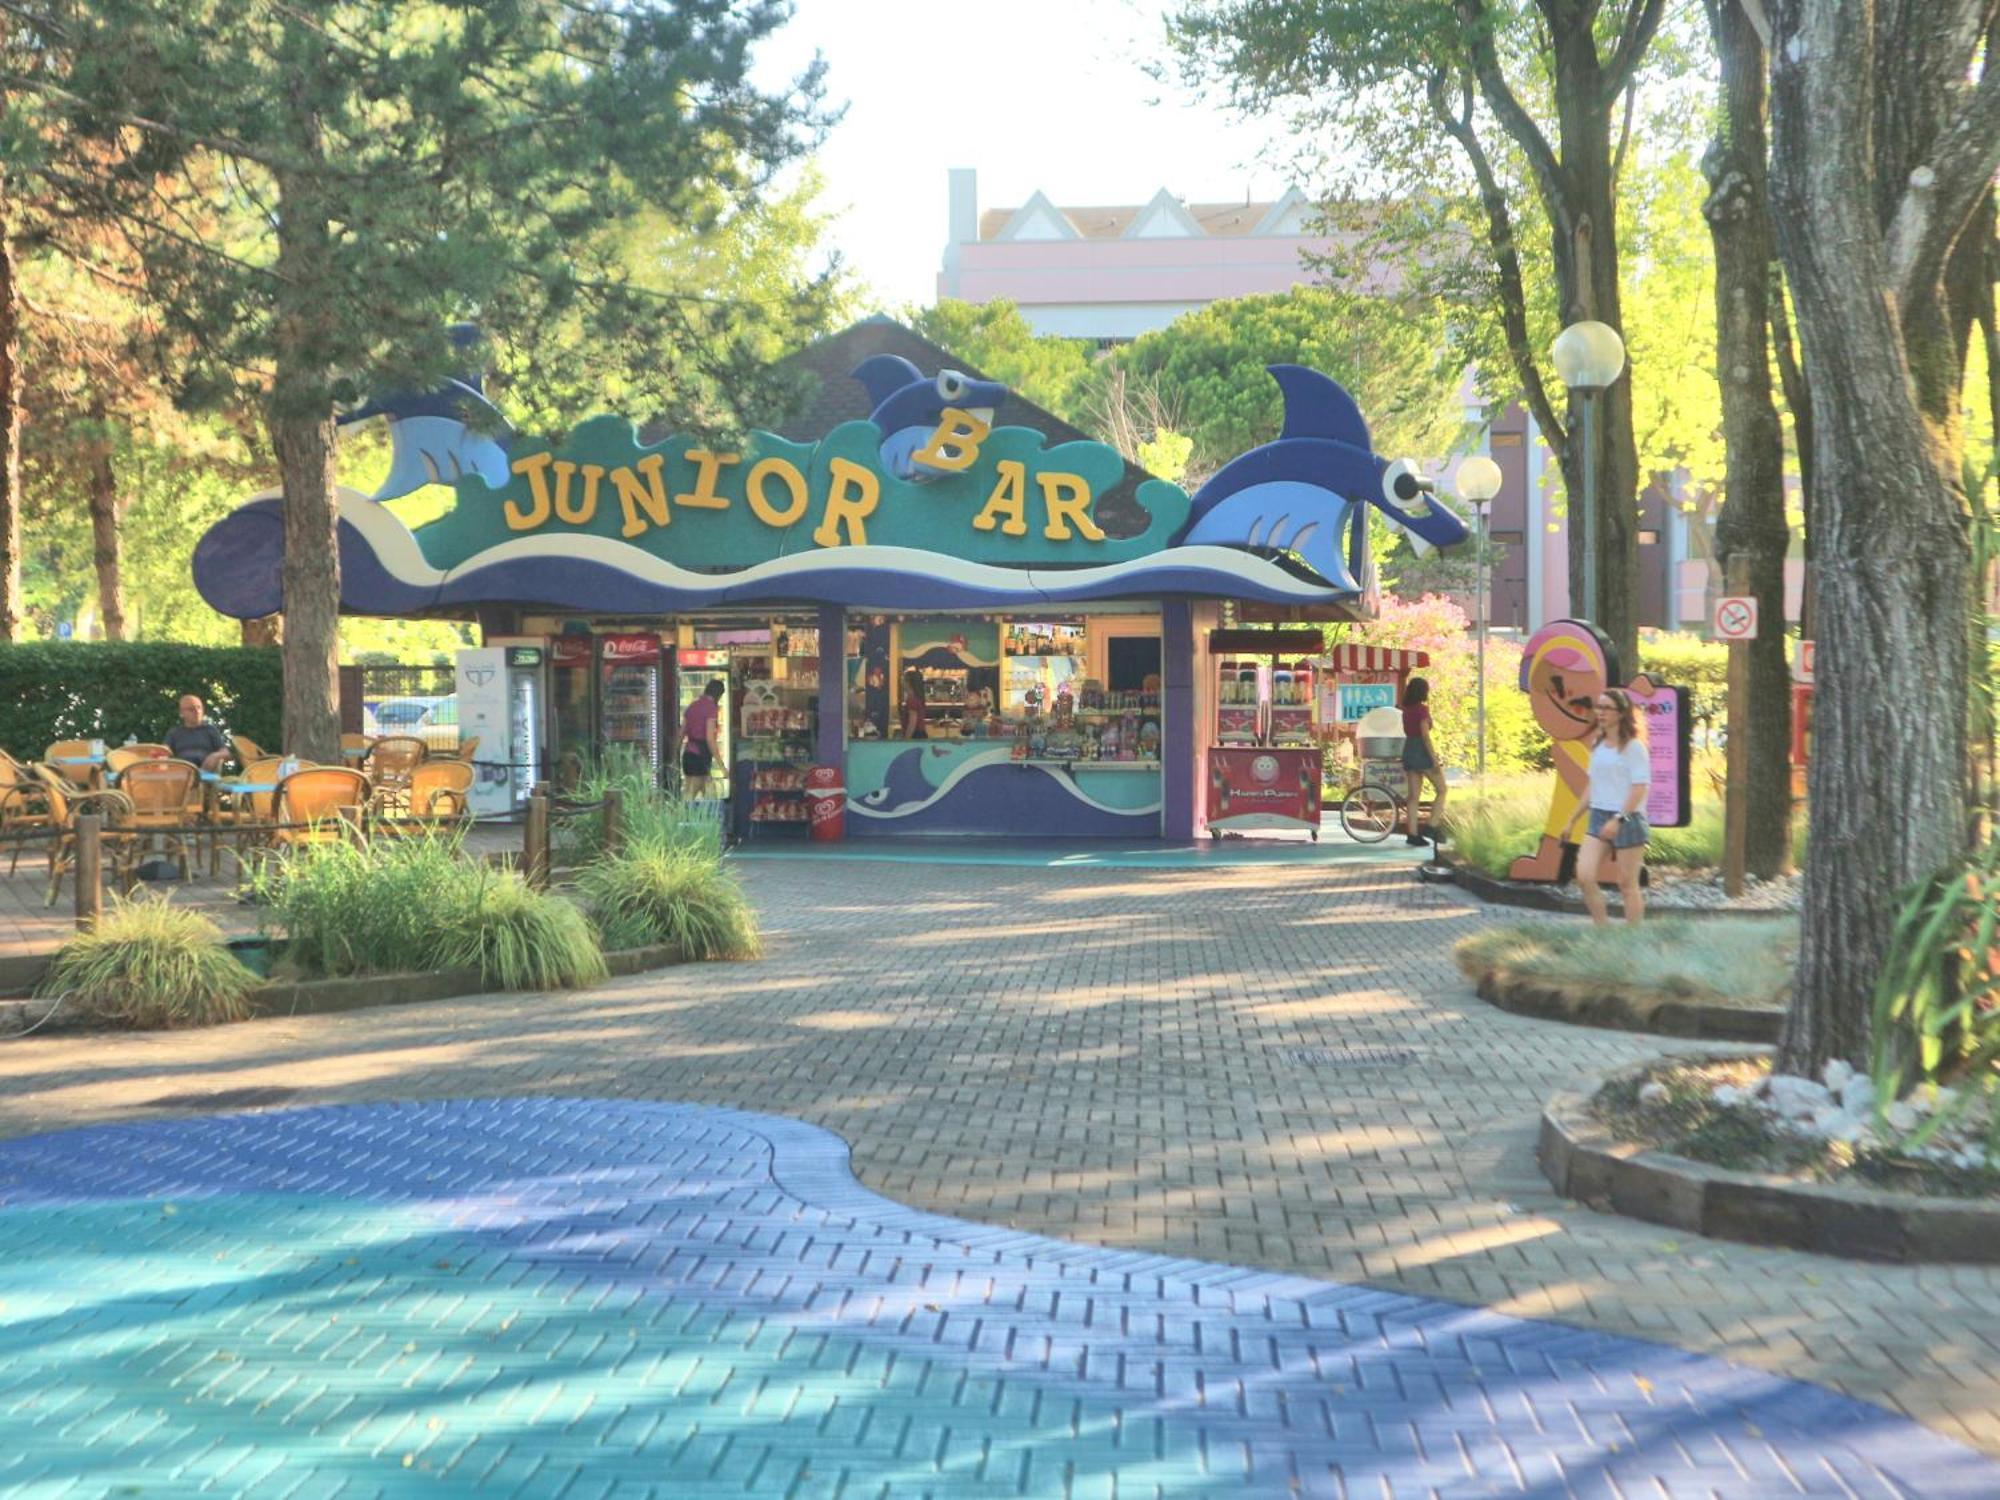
[1324,644,1430,673]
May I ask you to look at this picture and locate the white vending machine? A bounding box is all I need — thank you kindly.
[454,641,547,818]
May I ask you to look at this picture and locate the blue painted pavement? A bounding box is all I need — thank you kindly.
[0,1098,1993,1499]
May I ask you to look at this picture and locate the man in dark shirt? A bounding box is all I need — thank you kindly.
[165,695,230,771]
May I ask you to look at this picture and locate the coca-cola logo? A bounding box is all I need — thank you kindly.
[600,636,658,662]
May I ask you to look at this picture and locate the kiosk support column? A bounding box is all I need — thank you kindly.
[1163,600,1196,840]
[816,603,846,763]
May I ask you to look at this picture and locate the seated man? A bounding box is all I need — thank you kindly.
[165,694,230,772]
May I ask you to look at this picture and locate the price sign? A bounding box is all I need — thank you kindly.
[1713,596,1758,642]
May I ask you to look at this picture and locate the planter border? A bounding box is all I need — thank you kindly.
[1467,961,1782,1043]
[2,941,692,1034]
[1448,859,1793,920]
[1540,1061,2000,1264]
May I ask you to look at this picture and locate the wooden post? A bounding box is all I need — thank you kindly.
[75,813,102,932]
[1724,554,1751,898]
[525,787,550,890]
[602,785,624,858]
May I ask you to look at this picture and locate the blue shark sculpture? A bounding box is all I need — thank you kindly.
[338,324,513,500]
[1179,365,1469,590]
[852,354,1008,481]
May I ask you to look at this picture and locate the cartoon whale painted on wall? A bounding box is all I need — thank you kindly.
[1178,365,1470,591]
[852,355,1008,481]
[338,324,513,500]
[849,746,1159,837]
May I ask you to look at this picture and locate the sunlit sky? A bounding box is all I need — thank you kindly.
[751,0,1311,311]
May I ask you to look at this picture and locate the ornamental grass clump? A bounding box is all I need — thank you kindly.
[38,894,257,1029]
[558,750,722,865]
[578,838,761,960]
[430,872,608,991]
[1870,839,2000,1164]
[253,833,605,991]
[1454,916,1794,1008]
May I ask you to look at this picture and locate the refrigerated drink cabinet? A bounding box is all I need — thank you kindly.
[454,642,548,818]
[598,633,668,781]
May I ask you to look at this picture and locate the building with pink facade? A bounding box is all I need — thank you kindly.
[936,169,1800,636]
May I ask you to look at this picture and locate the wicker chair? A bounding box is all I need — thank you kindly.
[207,756,290,875]
[44,739,100,787]
[0,757,57,876]
[106,744,173,778]
[365,736,427,810]
[230,734,266,766]
[273,767,371,850]
[116,759,201,882]
[404,760,474,826]
[339,733,375,767]
[453,734,481,764]
[29,766,136,905]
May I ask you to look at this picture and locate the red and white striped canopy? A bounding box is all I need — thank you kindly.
[1324,644,1430,672]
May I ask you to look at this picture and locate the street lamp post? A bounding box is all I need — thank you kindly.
[1455,455,1504,780]
[1550,321,1627,622]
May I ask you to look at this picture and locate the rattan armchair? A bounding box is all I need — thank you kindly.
[29,766,137,905]
[365,736,427,810]
[207,756,289,876]
[404,760,474,826]
[0,757,56,876]
[273,767,371,850]
[106,744,173,778]
[115,759,201,882]
[44,739,99,786]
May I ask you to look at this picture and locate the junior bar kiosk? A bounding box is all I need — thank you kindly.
[192,356,1470,839]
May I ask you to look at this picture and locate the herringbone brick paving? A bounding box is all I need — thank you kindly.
[2,855,1996,1473]
[3,1098,1992,1498]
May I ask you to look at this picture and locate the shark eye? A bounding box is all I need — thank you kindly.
[1381,459,1433,510]
[936,369,969,402]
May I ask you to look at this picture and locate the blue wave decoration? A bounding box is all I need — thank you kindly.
[850,748,1157,837]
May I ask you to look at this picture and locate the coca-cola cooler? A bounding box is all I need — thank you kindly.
[597,633,670,783]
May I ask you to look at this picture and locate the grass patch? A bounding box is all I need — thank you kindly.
[1455,916,1794,1008]
[1447,762,1808,876]
[253,833,606,991]
[38,894,257,1029]
[577,839,761,960]
[557,750,722,865]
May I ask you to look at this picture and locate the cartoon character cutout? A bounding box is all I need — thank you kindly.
[1510,618,1657,882]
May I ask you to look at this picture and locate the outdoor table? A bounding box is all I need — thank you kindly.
[51,754,106,765]
[341,747,371,761]
[205,779,280,877]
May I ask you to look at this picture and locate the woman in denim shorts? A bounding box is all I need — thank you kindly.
[1563,686,1651,926]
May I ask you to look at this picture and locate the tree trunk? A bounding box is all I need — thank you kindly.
[241,615,282,647]
[0,193,22,643]
[269,170,341,762]
[1702,0,1792,879]
[1550,20,1641,672]
[86,398,127,641]
[1767,0,1976,1074]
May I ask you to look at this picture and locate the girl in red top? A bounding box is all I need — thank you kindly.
[1400,676,1446,845]
[900,668,929,740]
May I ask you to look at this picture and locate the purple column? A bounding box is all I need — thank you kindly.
[816,604,845,768]
[1162,600,1197,840]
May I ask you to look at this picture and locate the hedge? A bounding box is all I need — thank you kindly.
[0,642,282,758]
[1637,631,1729,736]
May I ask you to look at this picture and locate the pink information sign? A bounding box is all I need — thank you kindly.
[1627,683,1691,828]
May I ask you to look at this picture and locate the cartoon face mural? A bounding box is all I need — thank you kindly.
[1508,618,1657,882]
[851,355,1009,482]
[1178,366,1471,591]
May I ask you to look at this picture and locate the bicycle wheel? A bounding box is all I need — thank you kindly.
[1339,782,1401,843]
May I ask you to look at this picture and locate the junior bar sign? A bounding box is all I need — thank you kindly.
[191,355,1471,619]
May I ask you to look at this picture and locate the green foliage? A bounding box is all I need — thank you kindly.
[1329,594,1543,775]
[908,300,1095,422]
[1870,841,2000,1161]
[1638,631,1729,736]
[39,895,257,1029]
[0,641,281,754]
[1455,917,1794,1008]
[252,833,605,991]
[1089,288,1467,478]
[577,841,761,960]
[428,875,609,992]
[556,750,724,865]
[1442,774,1551,878]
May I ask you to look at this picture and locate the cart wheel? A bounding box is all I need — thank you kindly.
[1339,783,1399,843]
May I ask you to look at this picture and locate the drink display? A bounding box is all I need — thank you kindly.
[598,634,665,779]
[1269,660,1317,747]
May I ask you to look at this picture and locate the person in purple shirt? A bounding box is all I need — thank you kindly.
[165,695,230,771]
[680,679,725,797]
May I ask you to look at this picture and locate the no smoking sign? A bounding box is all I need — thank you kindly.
[1713,595,1759,641]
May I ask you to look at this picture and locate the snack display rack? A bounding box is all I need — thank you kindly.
[739,652,818,827]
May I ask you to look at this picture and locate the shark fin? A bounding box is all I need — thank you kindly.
[371,416,511,501]
[1269,365,1373,451]
[852,355,925,411]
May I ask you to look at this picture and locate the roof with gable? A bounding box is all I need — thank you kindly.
[976,194,1305,242]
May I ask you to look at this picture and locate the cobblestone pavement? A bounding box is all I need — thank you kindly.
[3,1097,1993,1499]
[1,854,1996,1484]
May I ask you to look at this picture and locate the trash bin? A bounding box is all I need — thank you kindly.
[806,764,845,842]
